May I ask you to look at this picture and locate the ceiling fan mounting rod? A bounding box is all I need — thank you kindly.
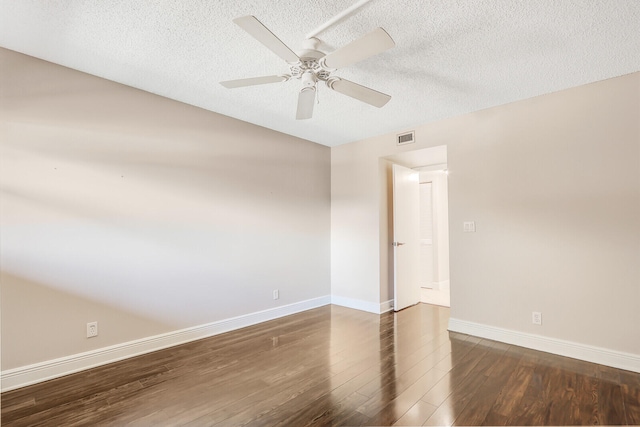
[305,0,375,39]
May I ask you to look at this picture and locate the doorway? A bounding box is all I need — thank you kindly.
[386,145,450,310]
[417,166,450,307]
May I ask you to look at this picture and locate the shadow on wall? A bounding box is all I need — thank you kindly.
[0,49,331,370]
[0,128,327,327]
[0,271,171,369]
[1,122,327,210]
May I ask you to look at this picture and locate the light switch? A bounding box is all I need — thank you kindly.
[463,221,476,232]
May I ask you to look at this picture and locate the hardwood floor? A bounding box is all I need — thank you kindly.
[2,303,639,426]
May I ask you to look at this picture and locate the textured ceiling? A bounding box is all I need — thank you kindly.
[1,0,639,147]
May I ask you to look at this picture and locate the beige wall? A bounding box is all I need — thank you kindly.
[0,48,331,369]
[2,45,638,374]
[332,72,640,356]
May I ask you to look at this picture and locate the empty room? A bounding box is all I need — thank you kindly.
[1,1,639,426]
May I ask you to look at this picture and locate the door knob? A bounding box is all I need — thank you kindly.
[392,242,405,246]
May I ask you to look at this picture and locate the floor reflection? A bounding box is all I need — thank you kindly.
[379,310,398,417]
[5,303,638,426]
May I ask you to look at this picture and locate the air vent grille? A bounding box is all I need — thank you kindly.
[397,131,415,146]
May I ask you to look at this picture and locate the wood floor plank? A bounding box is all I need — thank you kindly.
[503,394,547,426]
[0,362,170,424]
[598,379,628,425]
[355,338,450,403]
[302,391,371,427]
[2,303,640,426]
[365,367,448,425]
[392,400,437,426]
[420,343,490,407]
[544,369,580,425]
[452,347,521,425]
[206,360,371,426]
[237,349,392,427]
[422,342,511,426]
[619,369,640,425]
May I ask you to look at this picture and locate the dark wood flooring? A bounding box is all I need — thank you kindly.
[2,304,639,426]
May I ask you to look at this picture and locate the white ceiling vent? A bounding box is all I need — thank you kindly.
[397,131,415,146]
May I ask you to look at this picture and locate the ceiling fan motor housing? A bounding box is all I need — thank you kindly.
[301,70,317,88]
[290,39,331,85]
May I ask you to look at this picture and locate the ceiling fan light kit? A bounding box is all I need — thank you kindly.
[220,15,395,120]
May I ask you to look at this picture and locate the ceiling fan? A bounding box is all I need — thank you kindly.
[220,15,395,120]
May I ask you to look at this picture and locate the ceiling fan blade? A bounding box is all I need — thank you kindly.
[296,87,316,120]
[327,78,391,107]
[320,28,395,70]
[220,75,289,89]
[233,15,300,63]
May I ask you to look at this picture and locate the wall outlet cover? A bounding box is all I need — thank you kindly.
[532,312,542,325]
[87,321,98,338]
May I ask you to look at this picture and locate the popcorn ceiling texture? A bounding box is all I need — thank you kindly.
[1,0,639,146]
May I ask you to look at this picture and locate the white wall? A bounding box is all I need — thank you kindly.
[0,48,331,371]
[331,72,640,365]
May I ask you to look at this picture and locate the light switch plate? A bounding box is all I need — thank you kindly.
[463,221,476,232]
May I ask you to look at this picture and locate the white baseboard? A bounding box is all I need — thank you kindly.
[448,318,640,374]
[330,296,393,314]
[331,295,381,314]
[1,295,331,392]
[380,299,394,313]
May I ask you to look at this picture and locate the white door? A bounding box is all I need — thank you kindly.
[392,164,421,311]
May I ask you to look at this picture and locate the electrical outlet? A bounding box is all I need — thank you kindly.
[273,289,279,300]
[532,312,542,325]
[87,321,98,338]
